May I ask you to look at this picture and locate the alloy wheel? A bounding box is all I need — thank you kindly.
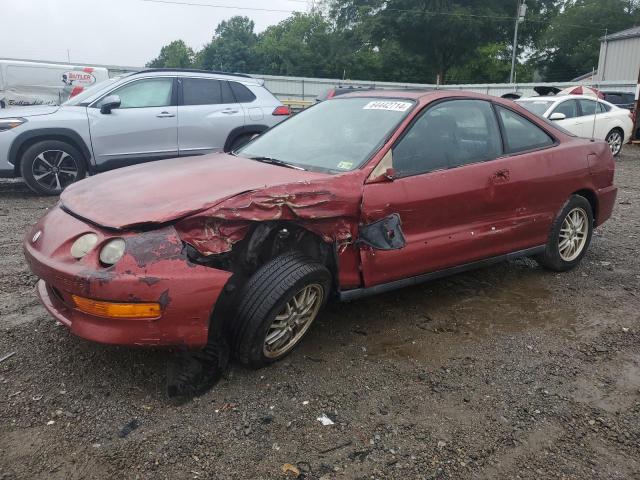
[31,149,79,193]
[263,284,324,358]
[558,207,589,262]
[606,131,622,156]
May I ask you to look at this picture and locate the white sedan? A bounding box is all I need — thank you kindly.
[516,94,633,156]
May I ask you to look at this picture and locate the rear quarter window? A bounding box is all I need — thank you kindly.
[496,105,555,154]
[230,82,256,103]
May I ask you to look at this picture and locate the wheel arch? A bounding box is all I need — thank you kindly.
[572,189,599,225]
[204,220,339,341]
[223,124,269,152]
[10,128,92,176]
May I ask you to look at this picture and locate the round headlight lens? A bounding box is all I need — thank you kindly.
[99,238,126,265]
[70,233,98,259]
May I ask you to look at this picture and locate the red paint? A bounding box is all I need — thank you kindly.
[25,90,617,348]
[24,206,230,348]
[69,86,84,98]
[60,154,328,229]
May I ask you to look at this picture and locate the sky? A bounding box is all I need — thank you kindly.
[1,0,309,67]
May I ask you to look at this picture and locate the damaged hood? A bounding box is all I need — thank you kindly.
[60,153,328,229]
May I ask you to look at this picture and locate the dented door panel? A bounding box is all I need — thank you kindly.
[360,160,518,286]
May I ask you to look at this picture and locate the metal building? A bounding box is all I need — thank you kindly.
[597,26,640,81]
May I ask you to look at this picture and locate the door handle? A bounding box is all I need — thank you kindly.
[156,112,175,118]
[221,109,239,114]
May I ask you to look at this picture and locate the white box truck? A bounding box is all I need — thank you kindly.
[0,60,109,109]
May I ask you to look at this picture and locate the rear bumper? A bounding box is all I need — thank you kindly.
[595,185,618,226]
[24,206,232,348]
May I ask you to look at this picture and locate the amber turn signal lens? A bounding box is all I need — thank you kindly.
[71,295,161,319]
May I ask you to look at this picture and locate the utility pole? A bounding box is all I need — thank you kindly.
[509,0,527,84]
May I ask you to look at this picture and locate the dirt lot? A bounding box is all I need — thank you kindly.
[1,147,639,480]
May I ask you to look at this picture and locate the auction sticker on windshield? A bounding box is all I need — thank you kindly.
[336,161,354,170]
[363,101,412,112]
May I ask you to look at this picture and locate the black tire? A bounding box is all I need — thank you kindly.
[230,253,331,368]
[536,195,594,272]
[605,128,624,157]
[228,133,255,152]
[20,140,87,195]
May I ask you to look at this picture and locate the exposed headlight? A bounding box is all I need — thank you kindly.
[70,233,98,259]
[0,117,27,132]
[99,238,126,265]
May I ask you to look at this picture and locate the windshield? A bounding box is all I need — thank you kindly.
[517,100,554,116]
[62,77,121,105]
[236,97,415,173]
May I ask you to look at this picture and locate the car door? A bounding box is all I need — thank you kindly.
[177,77,244,156]
[360,99,519,287]
[549,99,583,135]
[576,98,611,139]
[87,76,178,168]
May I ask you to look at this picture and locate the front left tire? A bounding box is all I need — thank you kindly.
[20,139,86,195]
[230,253,331,368]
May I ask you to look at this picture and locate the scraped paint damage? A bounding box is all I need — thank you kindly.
[175,177,364,258]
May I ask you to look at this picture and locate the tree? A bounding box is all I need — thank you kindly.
[199,16,258,73]
[448,43,534,83]
[327,0,560,83]
[537,0,640,81]
[147,40,195,68]
[255,12,339,77]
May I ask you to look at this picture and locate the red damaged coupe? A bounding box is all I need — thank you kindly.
[24,91,617,369]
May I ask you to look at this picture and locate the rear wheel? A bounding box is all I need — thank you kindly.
[228,133,256,152]
[231,253,331,368]
[605,128,623,157]
[536,195,593,272]
[20,140,86,195]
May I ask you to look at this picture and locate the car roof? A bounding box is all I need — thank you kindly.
[336,89,517,103]
[130,68,262,85]
[517,94,607,102]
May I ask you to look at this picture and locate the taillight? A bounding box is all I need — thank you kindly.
[272,105,290,116]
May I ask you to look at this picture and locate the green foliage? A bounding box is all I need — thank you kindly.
[146,40,195,68]
[255,12,336,77]
[448,43,534,83]
[537,0,640,81]
[199,16,258,72]
[146,1,640,84]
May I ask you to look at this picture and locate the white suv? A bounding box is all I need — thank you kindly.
[0,69,289,194]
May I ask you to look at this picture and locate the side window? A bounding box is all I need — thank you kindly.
[229,81,256,103]
[552,100,578,119]
[97,78,173,109]
[598,102,610,113]
[392,99,502,177]
[221,81,235,104]
[577,99,598,117]
[182,78,222,105]
[496,106,554,154]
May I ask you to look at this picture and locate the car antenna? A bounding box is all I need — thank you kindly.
[590,67,598,142]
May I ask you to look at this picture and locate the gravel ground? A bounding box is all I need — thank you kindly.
[1,147,639,480]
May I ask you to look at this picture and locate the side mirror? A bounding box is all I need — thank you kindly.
[100,95,121,114]
[368,167,395,184]
[384,167,396,180]
[549,112,566,121]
